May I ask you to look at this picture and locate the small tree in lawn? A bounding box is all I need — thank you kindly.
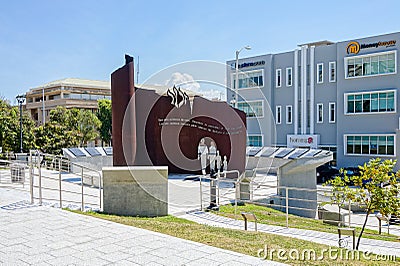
[323,171,355,226]
[326,158,400,250]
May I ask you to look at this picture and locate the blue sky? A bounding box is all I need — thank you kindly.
[1,0,399,103]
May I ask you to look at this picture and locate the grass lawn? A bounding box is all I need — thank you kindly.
[212,203,400,243]
[73,210,399,265]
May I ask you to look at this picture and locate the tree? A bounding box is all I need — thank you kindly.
[34,107,101,153]
[76,109,101,147]
[0,99,36,153]
[0,99,12,150]
[35,106,78,154]
[35,123,78,155]
[97,99,112,146]
[50,106,101,146]
[326,158,400,250]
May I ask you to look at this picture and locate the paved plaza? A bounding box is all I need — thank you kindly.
[0,187,284,266]
[1,167,399,264]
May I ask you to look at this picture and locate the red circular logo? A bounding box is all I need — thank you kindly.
[308,137,313,144]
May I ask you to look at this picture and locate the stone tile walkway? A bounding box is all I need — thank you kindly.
[181,211,400,258]
[0,188,285,265]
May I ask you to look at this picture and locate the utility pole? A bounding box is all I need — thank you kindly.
[16,94,25,153]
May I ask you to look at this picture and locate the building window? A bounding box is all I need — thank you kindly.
[286,67,292,87]
[329,102,336,123]
[345,90,396,114]
[276,69,282,88]
[317,63,323,84]
[49,94,61,100]
[317,103,323,123]
[329,61,336,82]
[232,70,264,89]
[247,135,263,147]
[237,101,263,118]
[276,105,282,124]
[286,105,292,124]
[345,51,396,78]
[345,135,395,156]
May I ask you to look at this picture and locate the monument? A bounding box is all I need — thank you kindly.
[102,55,247,216]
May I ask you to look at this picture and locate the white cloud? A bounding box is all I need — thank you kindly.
[165,72,201,92]
[165,72,226,101]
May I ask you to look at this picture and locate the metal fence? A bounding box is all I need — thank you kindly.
[199,169,400,239]
[27,151,102,211]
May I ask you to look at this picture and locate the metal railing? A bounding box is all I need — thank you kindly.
[28,150,102,211]
[198,168,400,238]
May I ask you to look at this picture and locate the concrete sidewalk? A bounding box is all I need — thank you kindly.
[181,211,400,258]
[0,188,284,266]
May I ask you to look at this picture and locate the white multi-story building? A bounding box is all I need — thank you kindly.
[227,32,399,169]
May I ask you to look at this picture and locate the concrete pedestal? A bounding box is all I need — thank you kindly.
[278,156,331,218]
[102,166,168,217]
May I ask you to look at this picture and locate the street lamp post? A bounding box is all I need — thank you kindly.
[234,45,251,108]
[42,88,45,124]
[16,94,25,153]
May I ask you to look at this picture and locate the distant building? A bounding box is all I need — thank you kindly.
[25,78,111,124]
[25,78,201,125]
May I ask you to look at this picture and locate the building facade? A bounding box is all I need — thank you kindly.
[25,78,111,124]
[227,32,399,169]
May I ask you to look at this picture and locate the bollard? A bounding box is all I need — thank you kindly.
[81,168,84,211]
[285,187,289,228]
[58,158,62,208]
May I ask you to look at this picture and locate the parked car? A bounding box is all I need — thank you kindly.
[389,215,400,225]
[342,167,361,177]
[316,164,339,183]
[342,168,396,187]
[334,166,361,186]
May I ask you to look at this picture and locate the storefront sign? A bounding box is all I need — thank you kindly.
[287,134,319,149]
[231,60,265,69]
[346,40,396,55]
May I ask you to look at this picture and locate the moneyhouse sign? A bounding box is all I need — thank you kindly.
[346,40,396,55]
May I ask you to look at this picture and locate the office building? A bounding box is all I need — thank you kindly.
[227,32,399,169]
[25,78,111,124]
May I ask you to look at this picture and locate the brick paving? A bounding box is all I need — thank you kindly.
[0,188,284,265]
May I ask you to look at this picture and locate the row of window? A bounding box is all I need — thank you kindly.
[345,51,396,79]
[232,61,337,90]
[276,103,335,124]
[237,101,263,117]
[238,89,396,122]
[316,103,336,123]
[64,94,111,100]
[345,135,395,156]
[345,90,396,114]
[233,70,264,89]
[274,62,336,88]
[233,51,397,90]
[28,94,111,102]
[237,100,336,125]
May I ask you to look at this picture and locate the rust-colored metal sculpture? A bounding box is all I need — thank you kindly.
[111,56,246,174]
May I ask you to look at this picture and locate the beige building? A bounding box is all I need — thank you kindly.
[25,78,111,124]
[25,78,202,125]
